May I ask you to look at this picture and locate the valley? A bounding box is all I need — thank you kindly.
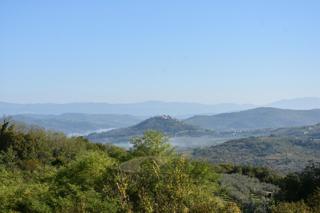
[5,106,320,174]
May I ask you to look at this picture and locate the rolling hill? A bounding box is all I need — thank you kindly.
[87,115,215,143]
[192,123,320,173]
[10,113,142,135]
[185,107,320,131]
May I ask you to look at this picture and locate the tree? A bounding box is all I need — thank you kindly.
[276,162,320,202]
[49,150,118,212]
[130,131,173,157]
[100,155,235,212]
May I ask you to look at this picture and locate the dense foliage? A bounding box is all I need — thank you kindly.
[0,121,239,212]
[272,162,320,212]
[216,164,281,184]
[220,174,278,212]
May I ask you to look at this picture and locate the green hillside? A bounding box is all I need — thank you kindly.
[185,107,320,131]
[87,115,215,143]
[193,123,320,173]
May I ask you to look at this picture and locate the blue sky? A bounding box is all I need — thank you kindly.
[1,0,319,104]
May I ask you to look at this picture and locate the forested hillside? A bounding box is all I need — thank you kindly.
[87,115,216,143]
[193,123,320,173]
[185,107,320,131]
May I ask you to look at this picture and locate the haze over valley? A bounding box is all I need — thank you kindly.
[4,98,320,151]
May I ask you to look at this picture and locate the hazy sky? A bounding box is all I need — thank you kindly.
[1,0,320,104]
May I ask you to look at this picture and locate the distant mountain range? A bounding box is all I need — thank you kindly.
[87,115,215,143]
[192,123,320,173]
[0,101,255,116]
[10,113,141,135]
[268,97,320,110]
[8,106,320,138]
[3,97,320,137]
[2,97,320,117]
[185,107,320,131]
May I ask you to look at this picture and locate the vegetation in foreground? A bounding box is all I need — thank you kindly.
[1,120,320,212]
[0,120,239,212]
